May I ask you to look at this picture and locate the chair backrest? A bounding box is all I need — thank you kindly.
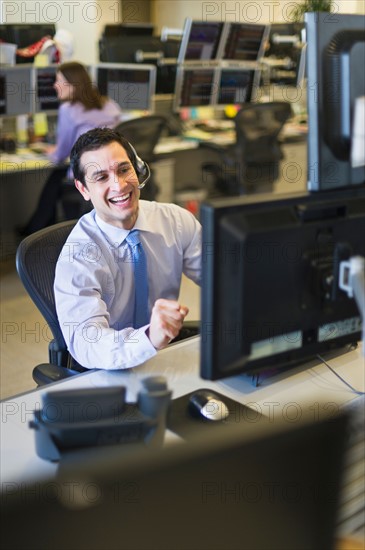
[15,220,77,355]
[235,101,293,163]
[114,115,168,163]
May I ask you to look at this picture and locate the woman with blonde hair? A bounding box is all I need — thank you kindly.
[20,61,122,235]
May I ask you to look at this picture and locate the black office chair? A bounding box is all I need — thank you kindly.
[16,220,199,386]
[16,220,87,386]
[114,115,169,201]
[59,177,92,222]
[202,102,293,196]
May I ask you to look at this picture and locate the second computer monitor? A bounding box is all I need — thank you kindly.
[214,67,259,106]
[177,19,225,62]
[220,22,269,62]
[95,63,156,112]
[173,67,215,109]
[0,65,33,116]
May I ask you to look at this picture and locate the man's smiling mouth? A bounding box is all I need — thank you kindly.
[109,192,131,204]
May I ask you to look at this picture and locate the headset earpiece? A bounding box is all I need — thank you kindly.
[128,142,151,189]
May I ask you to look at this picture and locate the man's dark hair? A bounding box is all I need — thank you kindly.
[70,127,137,185]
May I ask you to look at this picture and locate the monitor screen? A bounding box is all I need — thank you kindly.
[173,66,215,110]
[306,12,365,192]
[214,67,258,106]
[178,19,224,62]
[34,66,59,112]
[0,65,33,116]
[1,411,349,550]
[95,63,156,111]
[200,189,365,381]
[221,23,269,62]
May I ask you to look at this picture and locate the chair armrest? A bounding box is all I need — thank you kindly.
[33,363,85,386]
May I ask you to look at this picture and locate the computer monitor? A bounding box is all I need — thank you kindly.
[173,66,215,110]
[177,18,224,63]
[220,23,269,63]
[1,410,349,550]
[200,189,365,381]
[213,67,259,106]
[99,35,163,64]
[103,23,154,37]
[34,66,59,112]
[306,12,365,192]
[94,63,156,111]
[0,65,33,116]
[10,23,56,47]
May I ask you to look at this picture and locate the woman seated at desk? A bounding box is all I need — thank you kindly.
[19,61,122,236]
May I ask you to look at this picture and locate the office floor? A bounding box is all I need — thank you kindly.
[0,259,200,400]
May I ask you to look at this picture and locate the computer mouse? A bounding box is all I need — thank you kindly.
[188,390,229,422]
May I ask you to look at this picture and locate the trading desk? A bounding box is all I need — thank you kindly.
[1,336,363,482]
[1,336,364,547]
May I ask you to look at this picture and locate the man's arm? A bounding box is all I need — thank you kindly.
[54,250,158,370]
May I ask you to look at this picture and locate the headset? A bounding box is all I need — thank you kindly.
[128,142,151,189]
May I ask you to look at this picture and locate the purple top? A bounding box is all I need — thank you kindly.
[49,99,122,165]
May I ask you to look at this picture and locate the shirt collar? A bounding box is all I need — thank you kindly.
[94,203,149,247]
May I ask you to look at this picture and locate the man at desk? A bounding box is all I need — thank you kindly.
[54,127,201,370]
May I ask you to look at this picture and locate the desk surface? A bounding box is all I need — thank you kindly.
[1,336,364,486]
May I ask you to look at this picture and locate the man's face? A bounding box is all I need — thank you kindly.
[75,141,140,230]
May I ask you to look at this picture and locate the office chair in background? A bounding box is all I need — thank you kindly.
[202,102,293,197]
[16,219,199,386]
[15,220,87,386]
[114,114,169,201]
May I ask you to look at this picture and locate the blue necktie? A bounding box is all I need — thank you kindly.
[126,229,150,328]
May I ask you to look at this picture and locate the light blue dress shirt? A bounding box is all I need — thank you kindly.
[54,200,202,370]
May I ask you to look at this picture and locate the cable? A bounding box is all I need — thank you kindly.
[317,353,365,396]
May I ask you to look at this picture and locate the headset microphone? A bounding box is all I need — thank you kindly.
[136,162,151,189]
[128,142,151,189]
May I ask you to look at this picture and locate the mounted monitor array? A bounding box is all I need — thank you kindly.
[173,66,259,110]
[0,63,157,116]
[173,19,267,111]
[177,19,269,64]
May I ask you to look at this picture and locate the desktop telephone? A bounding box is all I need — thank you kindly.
[29,377,172,461]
